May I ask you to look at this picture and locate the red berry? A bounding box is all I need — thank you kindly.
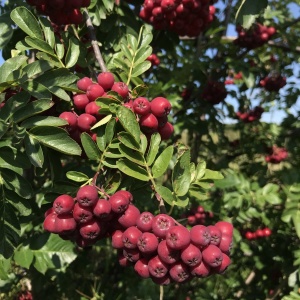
[202,244,223,267]
[137,232,159,254]
[180,243,202,267]
[158,122,174,140]
[122,226,142,249]
[79,219,102,239]
[190,225,211,247]
[55,214,77,235]
[150,97,171,117]
[93,199,111,219]
[148,255,169,278]
[59,111,77,129]
[169,262,190,283]
[97,72,115,91]
[133,97,151,115]
[77,113,97,132]
[109,192,130,213]
[139,113,159,134]
[53,194,74,215]
[118,204,140,228]
[76,185,99,207]
[77,77,93,91]
[166,225,190,250]
[86,84,105,101]
[73,94,90,110]
[134,258,150,278]
[136,211,155,232]
[111,82,129,98]
[72,203,94,223]
[157,240,180,264]
[152,214,175,239]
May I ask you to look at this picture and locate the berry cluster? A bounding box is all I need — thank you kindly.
[260,74,286,92]
[146,53,160,66]
[236,106,264,123]
[265,145,288,164]
[234,23,276,49]
[17,291,33,300]
[114,215,233,284]
[201,81,227,105]
[43,188,233,284]
[139,0,215,37]
[245,228,272,240]
[60,72,174,142]
[26,0,90,25]
[183,205,214,226]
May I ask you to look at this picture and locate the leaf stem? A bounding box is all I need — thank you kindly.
[83,8,107,73]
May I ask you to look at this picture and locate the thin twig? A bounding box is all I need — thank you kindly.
[159,285,164,300]
[83,8,107,72]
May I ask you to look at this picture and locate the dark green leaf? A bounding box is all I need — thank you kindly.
[6,190,32,216]
[20,80,52,100]
[28,126,82,156]
[21,60,53,81]
[119,144,145,166]
[172,150,191,197]
[39,17,55,48]
[65,37,80,68]
[146,133,161,166]
[116,106,140,143]
[117,159,149,181]
[10,7,43,39]
[118,132,141,151]
[24,134,44,168]
[104,171,122,195]
[12,99,54,123]
[0,55,28,84]
[35,52,62,68]
[105,118,116,145]
[152,145,174,178]
[21,116,67,128]
[25,36,55,55]
[66,171,89,183]
[0,19,13,50]
[134,46,152,66]
[81,132,101,161]
[1,169,33,199]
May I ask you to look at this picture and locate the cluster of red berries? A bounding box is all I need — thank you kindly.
[114,214,233,284]
[234,23,277,49]
[139,0,215,37]
[183,205,214,226]
[201,81,227,105]
[260,74,286,92]
[43,188,233,284]
[26,0,90,25]
[59,72,174,142]
[245,228,272,240]
[17,291,33,300]
[236,106,264,123]
[225,72,243,85]
[43,186,140,247]
[146,53,160,66]
[265,145,288,164]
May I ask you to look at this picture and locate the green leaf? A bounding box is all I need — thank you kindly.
[65,37,80,68]
[28,126,82,156]
[10,7,43,39]
[265,193,282,205]
[0,18,13,49]
[21,116,67,128]
[114,57,130,71]
[6,190,31,217]
[25,36,55,55]
[91,114,112,130]
[1,169,33,199]
[116,106,140,143]
[140,26,153,47]
[119,144,145,166]
[202,169,224,180]
[96,126,106,152]
[131,61,151,78]
[105,118,116,145]
[172,150,191,197]
[173,195,189,207]
[14,248,34,269]
[104,171,122,195]
[21,60,53,81]
[80,132,101,161]
[0,120,8,139]
[0,55,28,84]
[236,0,268,29]
[155,185,174,206]
[118,132,141,151]
[195,160,207,181]
[127,34,138,52]
[134,46,152,66]
[140,133,148,154]
[117,159,149,181]
[12,99,54,123]
[39,17,55,48]
[292,214,300,238]
[24,134,44,168]
[152,146,174,178]
[120,43,133,61]
[66,171,90,183]
[146,133,161,166]
[35,52,62,68]
[20,80,52,100]
[262,183,279,195]
[0,146,31,170]
[0,200,20,258]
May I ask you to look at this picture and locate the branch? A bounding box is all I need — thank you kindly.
[235,270,256,298]
[83,8,107,73]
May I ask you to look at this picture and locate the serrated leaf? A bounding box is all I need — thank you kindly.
[202,169,224,180]
[120,43,133,61]
[25,36,55,56]
[117,159,149,181]
[155,185,174,206]
[96,126,106,152]
[172,150,191,197]
[10,7,43,39]
[35,52,62,68]
[0,146,31,170]
[14,248,34,269]
[119,144,145,166]
[24,134,44,168]
[118,132,140,151]
[21,116,67,128]
[116,106,140,143]
[1,169,33,199]
[12,99,54,123]
[134,46,152,66]
[127,34,138,52]
[6,190,31,216]
[152,146,174,178]
[80,133,101,161]
[104,147,123,158]
[0,55,28,84]
[66,171,89,183]
[103,171,122,195]
[105,118,116,145]
[113,57,130,71]
[65,37,80,68]
[131,61,151,77]
[146,132,161,166]
[28,126,82,156]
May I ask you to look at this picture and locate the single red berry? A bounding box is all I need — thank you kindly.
[93,199,112,219]
[73,94,90,110]
[158,122,174,140]
[190,225,211,247]
[97,72,115,91]
[166,225,190,250]
[136,211,155,232]
[59,112,78,129]
[79,219,102,239]
[134,258,150,278]
[133,97,151,115]
[86,84,105,101]
[152,214,175,239]
[72,203,94,223]
[150,97,172,117]
[122,226,142,249]
[117,204,140,228]
[139,113,159,134]
[202,244,223,267]
[77,77,93,91]
[157,239,180,265]
[137,232,159,254]
[55,214,77,235]
[148,255,169,278]
[109,192,130,213]
[76,185,99,207]
[53,194,74,215]
[77,113,97,132]
[180,243,202,267]
[169,262,190,283]
[111,82,129,98]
